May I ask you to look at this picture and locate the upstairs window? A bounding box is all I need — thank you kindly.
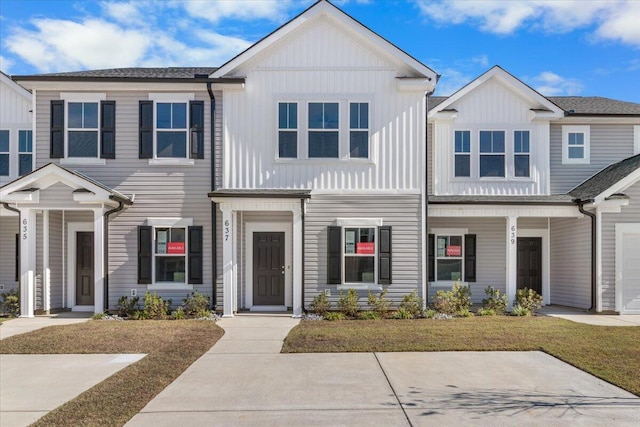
[308,102,339,158]
[68,102,98,157]
[278,102,298,158]
[454,130,471,177]
[0,130,8,176]
[156,103,187,158]
[562,125,590,164]
[514,130,530,177]
[479,130,505,178]
[18,130,33,176]
[349,102,369,158]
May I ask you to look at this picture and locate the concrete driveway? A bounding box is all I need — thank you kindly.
[127,315,640,427]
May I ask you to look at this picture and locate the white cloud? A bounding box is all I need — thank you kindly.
[414,0,640,47]
[101,0,148,25]
[0,55,15,74]
[180,0,295,23]
[433,67,475,96]
[529,71,583,96]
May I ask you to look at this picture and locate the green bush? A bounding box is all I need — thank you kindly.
[358,310,380,320]
[368,289,391,317]
[458,307,474,317]
[309,292,332,315]
[117,295,140,318]
[143,292,172,320]
[482,286,508,314]
[399,290,423,318]
[514,288,543,313]
[171,307,185,320]
[424,308,437,319]
[510,304,531,317]
[392,308,414,319]
[476,307,496,316]
[182,291,211,318]
[432,282,472,315]
[338,289,360,317]
[324,311,346,321]
[1,289,20,317]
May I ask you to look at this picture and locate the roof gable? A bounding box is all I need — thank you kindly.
[569,154,640,203]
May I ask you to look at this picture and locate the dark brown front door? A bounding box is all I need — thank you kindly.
[253,232,285,306]
[76,231,94,306]
[517,237,542,294]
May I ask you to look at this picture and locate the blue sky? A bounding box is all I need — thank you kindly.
[1,0,639,102]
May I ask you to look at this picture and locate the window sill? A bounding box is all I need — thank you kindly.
[430,281,468,288]
[148,283,194,291]
[337,283,383,291]
[148,158,195,166]
[274,158,374,165]
[60,158,106,166]
[561,160,590,165]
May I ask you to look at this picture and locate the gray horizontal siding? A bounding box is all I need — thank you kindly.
[601,180,640,311]
[550,123,635,194]
[549,217,591,308]
[0,216,19,294]
[49,211,63,310]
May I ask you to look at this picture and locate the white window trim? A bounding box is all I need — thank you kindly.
[562,125,590,164]
[308,101,341,159]
[276,101,299,159]
[348,102,370,159]
[336,219,383,291]
[60,92,106,163]
[513,129,531,178]
[430,228,468,287]
[0,129,9,177]
[18,130,34,176]
[634,125,640,155]
[148,93,195,165]
[146,217,193,290]
[479,129,506,179]
[453,129,471,178]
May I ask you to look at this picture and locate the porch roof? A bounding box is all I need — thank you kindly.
[428,194,575,205]
[208,189,311,199]
[569,154,640,201]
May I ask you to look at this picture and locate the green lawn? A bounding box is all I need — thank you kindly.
[0,320,223,426]
[282,316,640,396]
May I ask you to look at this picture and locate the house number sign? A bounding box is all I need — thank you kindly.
[510,225,516,245]
[224,219,230,241]
[22,218,28,240]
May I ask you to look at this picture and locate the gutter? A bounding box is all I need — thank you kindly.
[104,201,127,312]
[425,91,432,308]
[574,199,597,311]
[301,198,306,314]
[207,81,218,310]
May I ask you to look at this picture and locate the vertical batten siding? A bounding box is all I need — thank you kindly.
[428,217,506,302]
[49,211,63,309]
[549,217,591,308]
[304,194,422,308]
[0,216,19,293]
[35,213,42,310]
[601,181,640,311]
[0,76,32,186]
[550,123,636,194]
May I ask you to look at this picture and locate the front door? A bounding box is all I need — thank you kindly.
[253,232,285,306]
[517,237,542,295]
[76,231,94,306]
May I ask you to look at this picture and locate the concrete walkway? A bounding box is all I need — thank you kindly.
[0,312,92,340]
[540,305,640,326]
[127,314,640,427]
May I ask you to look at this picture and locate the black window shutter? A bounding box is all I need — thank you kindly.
[138,226,152,284]
[50,100,64,158]
[139,101,153,159]
[189,100,204,159]
[378,226,392,285]
[464,234,477,282]
[100,100,116,159]
[188,226,203,284]
[15,234,20,282]
[327,226,342,284]
[428,234,435,282]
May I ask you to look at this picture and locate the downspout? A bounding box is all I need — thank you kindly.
[103,200,126,312]
[207,81,218,310]
[576,199,597,311]
[301,198,305,313]
[425,91,432,307]
[2,203,21,295]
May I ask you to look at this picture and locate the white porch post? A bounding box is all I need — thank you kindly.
[292,208,303,317]
[231,211,238,313]
[222,206,234,317]
[506,216,518,310]
[93,208,105,314]
[42,210,50,312]
[19,209,36,317]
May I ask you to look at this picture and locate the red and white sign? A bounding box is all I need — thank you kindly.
[356,242,375,254]
[446,245,461,256]
[167,242,185,254]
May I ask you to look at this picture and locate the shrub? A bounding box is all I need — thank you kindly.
[476,308,496,316]
[432,282,472,315]
[1,289,20,317]
[514,288,543,313]
[458,307,474,317]
[171,307,185,320]
[424,308,437,319]
[338,289,360,317]
[482,286,508,314]
[399,290,423,318]
[309,292,332,315]
[324,311,346,321]
[392,308,414,319]
[358,310,380,320]
[182,291,211,318]
[143,292,172,320]
[117,295,140,318]
[368,289,391,317]
[510,305,531,317]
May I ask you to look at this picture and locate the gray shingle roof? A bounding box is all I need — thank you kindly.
[209,189,311,199]
[18,67,218,79]
[569,154,640,200]
[428,195,575,204]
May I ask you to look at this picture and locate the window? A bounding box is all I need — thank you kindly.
[18,130,33,176]
[278,102,297,158]
[479,130,505,177]
[562,125,590,164]
[68,102,98,157]
[155,227,186,283]
[156,103,187,158]
[454,130,470,177]
[349,102,369,158]
[344,227,376,283]
[308,102,339,158]
[514,130,530,177]
[436,235,463,281]
[0,130,8,176]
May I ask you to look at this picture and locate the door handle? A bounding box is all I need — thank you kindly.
[281,266,285,275]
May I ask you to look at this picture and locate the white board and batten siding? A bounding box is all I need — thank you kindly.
[0,217,19,294]
[0,74,32,186]
[222,16,426,192]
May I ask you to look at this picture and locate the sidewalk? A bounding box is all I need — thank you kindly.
[0,312,92,340]
[540,305,640,326]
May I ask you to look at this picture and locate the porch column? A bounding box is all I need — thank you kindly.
[19,208,36,317]
[221,206,234,317]
[93,208,104,314]
[42,210,50,312]
[231,211,238,313]
[506,216,518,310]
[292,208,303,317]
